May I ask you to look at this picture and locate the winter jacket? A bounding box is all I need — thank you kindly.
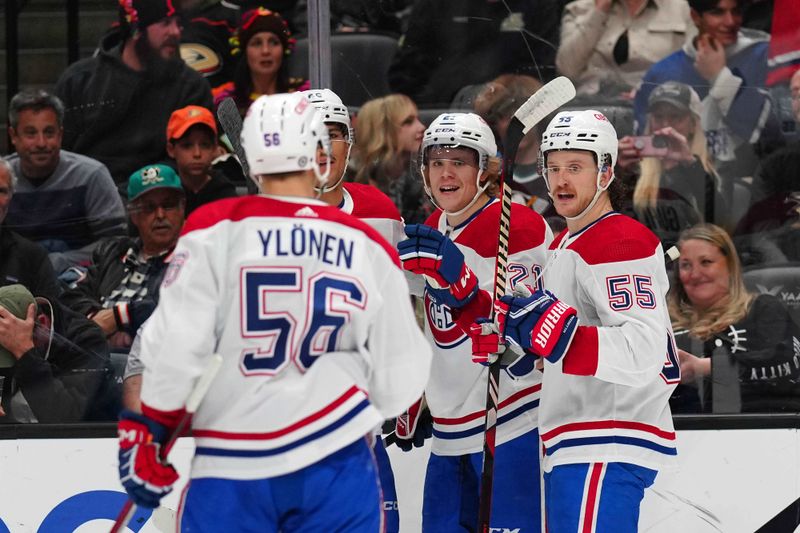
[0,226,61,303]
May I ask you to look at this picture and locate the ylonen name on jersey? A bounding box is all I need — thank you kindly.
[257,225,354,268]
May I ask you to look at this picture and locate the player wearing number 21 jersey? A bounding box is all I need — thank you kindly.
[119,93,431,532]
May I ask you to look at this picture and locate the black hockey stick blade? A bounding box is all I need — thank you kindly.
[216,97,251,184]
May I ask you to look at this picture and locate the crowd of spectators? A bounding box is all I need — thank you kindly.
[1,0,799,422]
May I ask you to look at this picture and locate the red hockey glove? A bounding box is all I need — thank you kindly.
[118,410,179,509]
[394,397,432,452]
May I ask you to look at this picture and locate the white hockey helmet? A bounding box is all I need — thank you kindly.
[420,112,498,217]
[539,109,618,221]
[241,92,331,188]
[300,88,354,192]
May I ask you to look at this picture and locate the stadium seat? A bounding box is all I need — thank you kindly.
[288,33,399,107]
[742,262,800,326]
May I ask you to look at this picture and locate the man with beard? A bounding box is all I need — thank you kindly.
[61,164,186,351]
[54,0,213,194]
[4,89,127,274]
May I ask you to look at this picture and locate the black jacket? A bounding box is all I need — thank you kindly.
[2,301,111,423]
[54,40,213,188]
[184,169,239,216]
[0,225,61,302]
[60,237,171,325]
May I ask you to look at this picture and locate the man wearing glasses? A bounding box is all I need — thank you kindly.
[62,164,185,351]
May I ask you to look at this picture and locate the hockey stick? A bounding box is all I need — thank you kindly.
[110,353,224,533]
[477,76,576,533]
[216,97,257,193]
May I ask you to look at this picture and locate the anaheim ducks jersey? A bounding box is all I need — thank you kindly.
[539,212,678,472]
[139,195,431,480]
[422,199,552,456]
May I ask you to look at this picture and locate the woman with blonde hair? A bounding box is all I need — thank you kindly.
[353,93,429,223]
[668,223,800,413]
[618,81,724,250]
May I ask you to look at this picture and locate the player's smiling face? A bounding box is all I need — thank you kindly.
[678,238,731,311]
[427,146,484,213]
[545,150,604,219]
[316,123,349,187]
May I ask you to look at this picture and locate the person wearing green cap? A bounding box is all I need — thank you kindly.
[0,284,113,422]
[61,164,185,351]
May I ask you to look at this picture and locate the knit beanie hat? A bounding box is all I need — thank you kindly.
[119,0,179,31]
[232,7,295,56]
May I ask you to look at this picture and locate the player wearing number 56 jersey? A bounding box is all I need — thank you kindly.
[481,110,678,533]
[123,93,431,532]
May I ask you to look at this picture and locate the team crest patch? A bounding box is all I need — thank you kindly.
[162,251,189,288]
[141,166,164,185]
[425,293,468,349]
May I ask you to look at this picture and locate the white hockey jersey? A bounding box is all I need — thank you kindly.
[539,212,678,472]
[139,195,431,480]
[422,199,552,456]
[340,182,405,247]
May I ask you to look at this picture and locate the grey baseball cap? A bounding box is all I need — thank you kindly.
[647,81,703,117]
[0,284,35,368]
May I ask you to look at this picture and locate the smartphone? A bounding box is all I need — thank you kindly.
[631,135,669,158]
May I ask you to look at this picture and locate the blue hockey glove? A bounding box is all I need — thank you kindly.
[398,224,478,308]
[117,409,179,509]
[394,397,433,452]
[499,288,579,363]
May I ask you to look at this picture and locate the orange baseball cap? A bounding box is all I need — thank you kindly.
[167,105,217,140]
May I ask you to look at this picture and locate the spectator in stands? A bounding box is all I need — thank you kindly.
[4,90,127,274]
[388,0,563,105]
[180,0,241,89]
[292,0,408,34]
[353,93,431,223]
[556,0,693,97]
[0,284,112,423]
[212,7,309,116]
[619,81,724,251]
[473,75,557,217]
[54,0,213,190]
[61,165,185,351]
[166,105,237,215]
[733,69,800,265]
[0,161,61,303]
[668,223,800,413]
[633,0,771,181]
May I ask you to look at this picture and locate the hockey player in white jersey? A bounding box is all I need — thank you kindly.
[472,110,678,533]
[302,87,407,532]
[116,92,432,532]
[396,112,552,532]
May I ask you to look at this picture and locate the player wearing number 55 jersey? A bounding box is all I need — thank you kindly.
[476,110,678,533]
[119,93,431,532]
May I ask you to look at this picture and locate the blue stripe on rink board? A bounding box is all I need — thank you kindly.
[432,399,540,440]
[195,399,370,458]
[544,435,678,456]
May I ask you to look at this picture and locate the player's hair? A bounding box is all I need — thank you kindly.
[0,159,17,194]
[474,74,544,152]
[688,0,746,14]
[353,94,419,188]
[633,106,718,211]
[668,223,754,339]
[8,89,65,130]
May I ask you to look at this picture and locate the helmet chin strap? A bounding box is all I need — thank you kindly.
[562,167,613,222]
[315,142,352,194]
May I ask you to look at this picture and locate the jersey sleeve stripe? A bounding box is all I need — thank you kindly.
[432,384,541,425]
[544,435,678,457]
[433,398,540,440]
[540,419,676,442]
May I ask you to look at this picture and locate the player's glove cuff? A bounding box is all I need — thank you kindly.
[394,398,432,452]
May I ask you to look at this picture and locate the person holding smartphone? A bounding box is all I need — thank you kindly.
[633,0,771,181]
[619,81,726,251]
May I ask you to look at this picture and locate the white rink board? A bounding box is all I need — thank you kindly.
[0,429,798,532]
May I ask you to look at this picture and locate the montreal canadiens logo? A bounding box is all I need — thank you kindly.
[425,293,468,349]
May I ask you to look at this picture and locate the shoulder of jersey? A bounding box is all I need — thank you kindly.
[181,195,400,266]
[343,182,402,221]
[553,214,660,265]
[450,202,548,258]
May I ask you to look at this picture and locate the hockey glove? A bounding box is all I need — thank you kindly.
[117,409,179,509]
[500,288,579,363]
[398,224,478,309]
[469,317,537,379]
[394,397,433,452]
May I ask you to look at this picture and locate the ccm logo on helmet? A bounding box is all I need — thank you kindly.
[294,98,309,114]
[549,132,570,137]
